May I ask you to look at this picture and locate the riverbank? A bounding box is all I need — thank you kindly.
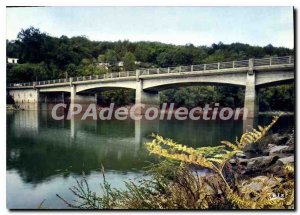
[229,129,294,178]
[59,121,294,209]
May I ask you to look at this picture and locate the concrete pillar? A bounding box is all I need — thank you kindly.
[33,88,40,110]
[94,93,98,105]
[243,117,258,132]
[244,73,258,119]
[70,85,76,108]
[243,70,259,131]
[135,80,160,115]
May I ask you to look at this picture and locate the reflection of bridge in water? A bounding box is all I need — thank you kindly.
[7,110,159,183]
[8,110,264,184]
[8,110,159,148]
[7,56,294,130]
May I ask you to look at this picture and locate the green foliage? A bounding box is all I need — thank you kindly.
[122,52,136,71]
[160,86,221,108]
[160,85,244,108]
[259,84,295,111]
[97,89,135,106]
[7,27,294,81]
[104,49,118,66]
[7,63,49,82]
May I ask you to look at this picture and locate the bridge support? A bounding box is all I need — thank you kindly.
[8,88,40,110]
[135,80,160,115]
[70,85,76,108]
[34,88,40,110]
[243,71,259,131]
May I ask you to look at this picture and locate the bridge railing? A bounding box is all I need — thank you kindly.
[8,55,294,87]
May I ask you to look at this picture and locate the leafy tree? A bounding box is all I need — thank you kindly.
[122,52,136,71]
[97,54,106,63]
[105,49,118,66]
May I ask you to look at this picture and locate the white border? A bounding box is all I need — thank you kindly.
[1,1,298,214]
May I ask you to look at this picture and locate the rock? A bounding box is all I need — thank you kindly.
[286,132,294,146]
[263,144,277,155]
[264,156,294,176]
[236,158,248,166]
[269,145,289,156]
[267,144,276,148]
[229,159,236,164]
[231,131,294,177]
[277,156,294,165]
[271,133,289,146]
[236,152,247,159]
[245,155,279,173]
[241,176,282,191]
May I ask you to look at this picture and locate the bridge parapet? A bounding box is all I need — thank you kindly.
[7,56,294,89]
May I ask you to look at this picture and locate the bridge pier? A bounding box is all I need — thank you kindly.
[8,88,40,110]
[135,80,160,115]
[243,61,259,131]
[34,88,40,110]
[244,73,259,119]
[70,85,76,109]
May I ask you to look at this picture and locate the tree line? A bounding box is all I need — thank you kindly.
[6,27,294,111]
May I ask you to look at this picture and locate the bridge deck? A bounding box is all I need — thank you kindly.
[7,56,294,89]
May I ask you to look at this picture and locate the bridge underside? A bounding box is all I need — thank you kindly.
[255,70,294,88]
[8,68,294,131]
[142,72,247,91]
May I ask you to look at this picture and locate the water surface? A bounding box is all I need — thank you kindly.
[6,111,293,209]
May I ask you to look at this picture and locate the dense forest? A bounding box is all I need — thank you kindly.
[7,27,294,111]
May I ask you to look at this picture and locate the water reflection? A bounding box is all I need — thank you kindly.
[6,110,293,208]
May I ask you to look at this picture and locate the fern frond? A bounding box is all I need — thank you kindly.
[220,141,239,151]
[145,140,215,169]
[207,158,224,164]
[238,115,280,148]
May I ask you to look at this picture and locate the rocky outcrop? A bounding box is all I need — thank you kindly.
[269,145,290,156]
[277,156,294,165]
[230,130,294,178]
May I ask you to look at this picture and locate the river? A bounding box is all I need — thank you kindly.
[6,110,294,209]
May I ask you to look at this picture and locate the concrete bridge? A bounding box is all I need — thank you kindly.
[7,56,294,121]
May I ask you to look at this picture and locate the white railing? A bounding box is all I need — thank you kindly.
[7,55,294,87]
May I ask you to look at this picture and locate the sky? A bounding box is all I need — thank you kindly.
[6,7,294,48]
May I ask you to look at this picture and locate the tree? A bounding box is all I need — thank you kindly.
[17,27,50,63]
[97,54,106,63]
[156,52,173,67]
[122,52,136,71]
[105,50,118,66]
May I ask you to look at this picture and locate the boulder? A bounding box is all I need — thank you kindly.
[277,156,294,165]
[240,176,282,192]
[270,133,289,145]
[269,145,289,156]
[263,144,277,155]
[267,144,276,148]
[245,155,279,173]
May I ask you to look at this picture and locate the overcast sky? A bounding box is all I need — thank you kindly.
[6,6,294,48]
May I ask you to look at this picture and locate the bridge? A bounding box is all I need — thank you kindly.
[7,55,294,121]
